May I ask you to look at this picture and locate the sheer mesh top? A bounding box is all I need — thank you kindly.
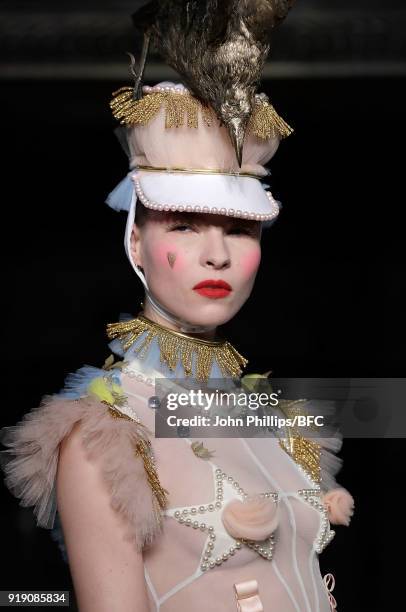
[121,370,336,612]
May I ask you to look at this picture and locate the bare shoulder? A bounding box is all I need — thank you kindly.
[56,420,149,612]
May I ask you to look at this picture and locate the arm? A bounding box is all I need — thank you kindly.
[56,422,150,612]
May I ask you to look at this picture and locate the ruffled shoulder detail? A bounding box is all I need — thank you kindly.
[0,392,167,552]
[242,374,343,491]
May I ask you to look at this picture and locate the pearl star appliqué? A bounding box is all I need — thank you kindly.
[164,463,278,573]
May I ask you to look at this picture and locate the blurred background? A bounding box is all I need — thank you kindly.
[1,1,404,610]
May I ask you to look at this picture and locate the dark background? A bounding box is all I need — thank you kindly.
[1,1,404,610]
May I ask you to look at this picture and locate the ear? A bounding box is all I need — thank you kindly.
[130,223,143,268]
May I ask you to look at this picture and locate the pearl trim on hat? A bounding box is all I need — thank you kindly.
[143,84,272,105]
[143,84,189,95]
[132,176,280,221]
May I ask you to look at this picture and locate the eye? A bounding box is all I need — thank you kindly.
[168,223,196,232]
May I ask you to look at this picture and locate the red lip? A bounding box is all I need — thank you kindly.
[193,279,232,299]
[193,279,232,290]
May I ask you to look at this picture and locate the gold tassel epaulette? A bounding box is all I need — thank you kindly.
[278,399,321,485]
[106,315,248,382]
[110,87,293,140]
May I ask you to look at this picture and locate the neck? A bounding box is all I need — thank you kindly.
[142,296,218,340]
[106,311,248,381]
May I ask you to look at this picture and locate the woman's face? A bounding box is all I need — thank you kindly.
[130,210,262,327]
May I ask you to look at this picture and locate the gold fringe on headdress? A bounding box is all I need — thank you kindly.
[109,87,293,140]
[110,87,213,129]
[248,97,294,140]
[106,315,248,382]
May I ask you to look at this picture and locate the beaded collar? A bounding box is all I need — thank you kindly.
[106,314,248,383]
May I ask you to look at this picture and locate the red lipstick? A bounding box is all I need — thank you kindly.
[193,279,232,299]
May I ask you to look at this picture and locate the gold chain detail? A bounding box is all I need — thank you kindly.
[136,165,263,180]
[106,315,248,382]
[277,399,321,484]
[134,438,169,511]
[279,435,321,484]
[109,87,292,140]
[106,403,169,512]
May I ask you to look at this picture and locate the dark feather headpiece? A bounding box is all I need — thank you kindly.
[116,1,296,166]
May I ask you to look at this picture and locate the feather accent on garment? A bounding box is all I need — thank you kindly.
[0,395,166,551]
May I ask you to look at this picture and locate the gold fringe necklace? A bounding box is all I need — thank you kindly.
[106,315,248,382]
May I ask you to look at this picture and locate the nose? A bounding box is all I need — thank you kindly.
[200,228,231,271]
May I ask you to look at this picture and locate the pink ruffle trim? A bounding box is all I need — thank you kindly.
[0,396,162,551]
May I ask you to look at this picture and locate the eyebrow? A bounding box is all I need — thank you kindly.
[153,210,260,233]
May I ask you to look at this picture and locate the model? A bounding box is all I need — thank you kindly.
[0,3,354,610]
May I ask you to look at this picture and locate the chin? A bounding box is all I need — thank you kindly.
[172,301,244,328]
